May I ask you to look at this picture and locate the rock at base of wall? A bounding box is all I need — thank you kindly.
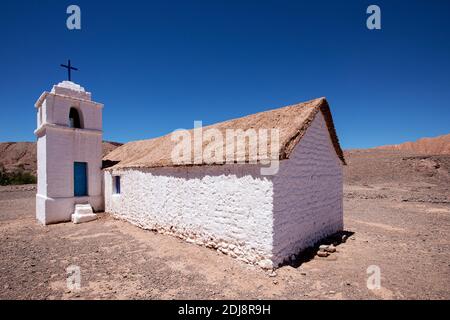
[257,259,274,270]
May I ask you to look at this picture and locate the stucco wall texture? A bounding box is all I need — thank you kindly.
[271,112,343,266]
[105,112,343,268]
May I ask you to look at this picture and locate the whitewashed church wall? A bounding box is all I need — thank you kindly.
[36,135,47,197]
[105,164,275,268]
[36,134,47,223]
[271,112,344,266]
[36,127,104,224]
[46,128,103,198]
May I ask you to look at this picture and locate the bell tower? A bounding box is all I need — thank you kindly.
[34,80,104,225]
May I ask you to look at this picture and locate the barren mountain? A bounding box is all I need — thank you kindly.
[375,133,450,155]
[0,141,122,174]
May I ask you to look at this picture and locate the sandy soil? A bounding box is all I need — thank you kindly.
[0,151,449,300]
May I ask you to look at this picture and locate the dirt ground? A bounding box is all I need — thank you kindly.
[0,151,449,300]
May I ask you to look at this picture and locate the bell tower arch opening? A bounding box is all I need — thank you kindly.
[69,107,83,128]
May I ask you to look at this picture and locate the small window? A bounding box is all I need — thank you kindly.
[113,176,121,194]
[69,107,82,128]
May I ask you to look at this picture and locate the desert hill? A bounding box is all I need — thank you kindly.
[345,133,450,203]
[375,133,450,155]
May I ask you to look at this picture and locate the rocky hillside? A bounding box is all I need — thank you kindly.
[375,133,450,155]
[344,149,450,185]
[0,141,122,174]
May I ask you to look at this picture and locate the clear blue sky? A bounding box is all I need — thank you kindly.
[1,0,449,149]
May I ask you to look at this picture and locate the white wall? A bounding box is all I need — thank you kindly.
[36,134,47,224]
[36,127,104,225]
[105,112,343,268]
[105,165,275,268]
[45,128,102,198]
[272,112,343,266]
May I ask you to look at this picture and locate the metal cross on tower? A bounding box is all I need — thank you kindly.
[60,59,78,81]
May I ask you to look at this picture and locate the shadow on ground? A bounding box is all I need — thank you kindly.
[281,230,355,269]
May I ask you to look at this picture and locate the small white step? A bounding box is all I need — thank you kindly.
[74,203,93,215]
[71,204,97,224]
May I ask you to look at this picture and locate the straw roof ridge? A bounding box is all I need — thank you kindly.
[104,97,346,169]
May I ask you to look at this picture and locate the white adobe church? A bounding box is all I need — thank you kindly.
[35,79,345,269]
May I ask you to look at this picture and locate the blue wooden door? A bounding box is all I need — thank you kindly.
[74,162,88,197]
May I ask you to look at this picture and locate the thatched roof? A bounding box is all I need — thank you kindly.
[104,97,345,170]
